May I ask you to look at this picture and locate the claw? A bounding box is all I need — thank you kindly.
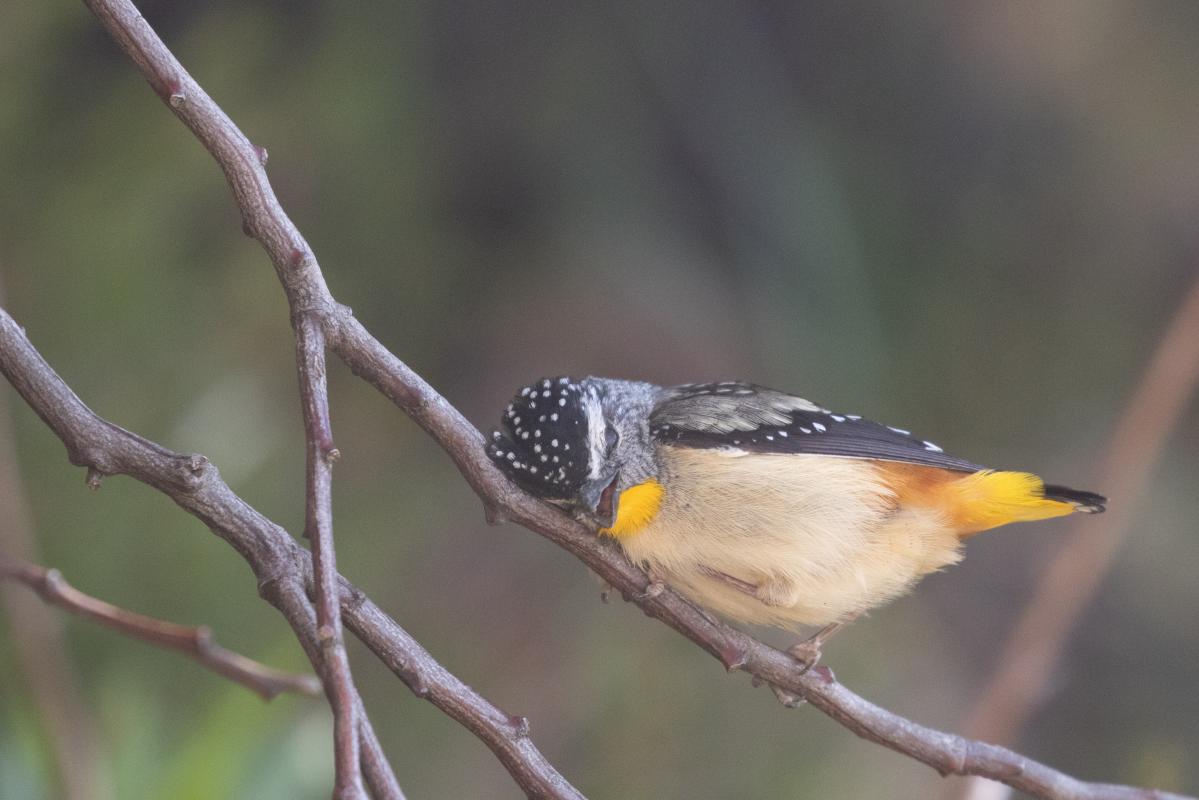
[769,683,806,708]
[786,639,823,674]
[786,613,861,673]
[635,580,665,601]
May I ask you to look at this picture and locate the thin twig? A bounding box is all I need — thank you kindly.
[0,557,322,700]
[0,307,549,799]
[0,334,107,800]
[953,275,1199,798]
[63,1,1193,798]
[297,311,362,797]
[2,307,1182,800]
[261,576,404,800]
[0,322,402,797]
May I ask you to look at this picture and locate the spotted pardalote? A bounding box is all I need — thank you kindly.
[487,377,1105,657]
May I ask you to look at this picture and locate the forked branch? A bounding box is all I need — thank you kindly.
[0,1,1177,798]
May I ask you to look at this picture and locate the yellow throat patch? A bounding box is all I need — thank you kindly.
[601,479,664,539]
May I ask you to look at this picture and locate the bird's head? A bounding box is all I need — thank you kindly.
[488,376,659,530]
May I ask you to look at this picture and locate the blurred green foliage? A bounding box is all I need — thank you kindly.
[1,1,1197,798]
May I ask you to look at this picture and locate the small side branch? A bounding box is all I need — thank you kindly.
[0,302,582,799]
[960,274,1199,755]
[295,314,363,798]
[0,557,321,700]
[65,1,1195,798]
[0,354,107,800]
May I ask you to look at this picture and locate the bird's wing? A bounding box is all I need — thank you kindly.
[650,381,984,472]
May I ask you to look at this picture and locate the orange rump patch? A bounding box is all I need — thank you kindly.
[875,462,1075,537]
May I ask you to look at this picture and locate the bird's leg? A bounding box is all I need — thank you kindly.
[699,566,800,609]
[787,612,861,672]
[700,566,760,596]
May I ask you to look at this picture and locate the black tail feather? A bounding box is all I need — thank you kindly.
[1043,484,1107,513]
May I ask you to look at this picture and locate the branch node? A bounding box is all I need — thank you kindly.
[170,453,211,493]
[256,569,288,603]
[718,643,749,672]
[483,504,508,526]
[342,584,367,614]
[508,715,531,739]
[161,79,184,103]
[811,665,836,685]
[42,567,67,598]
[323,446,341,464]
[317,623,338,647]
[85,466,104,491]
[168,91,186,108]
[289,249,308,269]
[69,445,114,474]
[253,144,269,166]
[409,674,430,698]
[193,624,214,651]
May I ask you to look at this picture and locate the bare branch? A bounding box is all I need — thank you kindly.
[0,341,107,800]
[0,309,403,798]
[297,307,362,797]
[342,588,586,800]
[953,274,1199,797]
[0,557,321,701]
[63,1,1193,798]
[0,306,566,800]
[356,695,405,800]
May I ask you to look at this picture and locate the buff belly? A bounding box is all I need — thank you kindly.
[613,446,966,629]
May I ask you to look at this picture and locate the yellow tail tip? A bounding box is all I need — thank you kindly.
[952,471,1103,534]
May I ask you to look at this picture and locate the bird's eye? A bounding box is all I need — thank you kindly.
[604,422,620,452]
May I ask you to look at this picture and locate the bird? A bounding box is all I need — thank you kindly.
[486,376,1105,665]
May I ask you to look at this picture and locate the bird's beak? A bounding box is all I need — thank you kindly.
[578,474,620,530]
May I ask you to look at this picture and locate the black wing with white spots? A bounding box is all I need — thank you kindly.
[650,381,983,472]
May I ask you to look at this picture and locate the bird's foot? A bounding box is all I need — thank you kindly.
[634,579,666,602]
[768,683,806,708]
[786,615,859,673]
[786,638,824,674]
[752,675,806,708]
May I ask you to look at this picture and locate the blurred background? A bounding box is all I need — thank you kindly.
[2,1,1197,798]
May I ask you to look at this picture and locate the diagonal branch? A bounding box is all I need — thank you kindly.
[0,557,321,701]
[337,330,1192,800]
[0,310,403,798]
[0,364,108,800]
[952,274,1199,800]
[67,1,1194,799]
[32,3,1184,796]
[960,274,1199,749]
[0,306,570,800]
[296,307,362,797]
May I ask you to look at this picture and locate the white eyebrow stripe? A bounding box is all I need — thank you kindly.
[583,386,607,480]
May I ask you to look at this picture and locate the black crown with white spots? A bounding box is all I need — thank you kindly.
[489,377,592,499]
